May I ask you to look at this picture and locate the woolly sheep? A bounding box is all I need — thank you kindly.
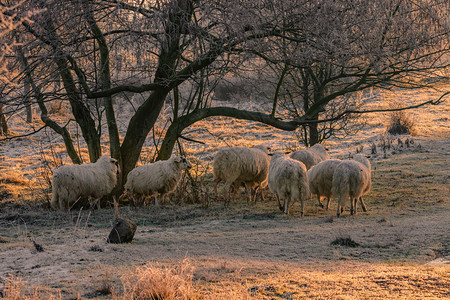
[332,154,372,217]
[307,159,342,210]
[123,156,191,205]
[268,152,309,216]
[51,155,120,210]
[289,143,329,170]
[213,145,270,205]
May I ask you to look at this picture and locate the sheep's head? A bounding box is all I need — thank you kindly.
[111,158,120,174]
[174,156,192,170]
[311,143,328,153]
[253,144,271,154]
[98,155,120,174]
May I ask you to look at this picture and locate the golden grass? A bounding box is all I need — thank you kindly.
[1,275,61,300]
[3,259,448,299]
[120,258,197,300]
[0,84,448,299]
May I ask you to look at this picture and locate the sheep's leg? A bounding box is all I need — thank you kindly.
[58,196,65,211]
[245,184,252,205]
[350,196,354,215]
[276,195,283,211]
[351,197,358,215]
[317,195,324,208]
[299,196,304,217]
[251,186,258,203]
[336,195,341,217]
[232,184,239,203]
[224,182,232,207]
[284,198,289,215]
[214,179,220,201]
[325,197,331,210]
[154,192,160,206]
[259,187,265,202]
[359,197,368,212]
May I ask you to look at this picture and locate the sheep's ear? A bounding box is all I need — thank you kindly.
[174,156,182,163]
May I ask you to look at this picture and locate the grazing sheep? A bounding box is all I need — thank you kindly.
[268,152,309,216]
[123,156,191,205]
[213,145,270,205]
[289,144,329,170]
[307,159,342,210]
[332,154,372,217]
[51,155,120,210]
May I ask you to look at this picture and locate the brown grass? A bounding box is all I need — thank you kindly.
[1,275,61,300]
[0,84,448,299]
[2,260,449,299]
[121,258,197,300]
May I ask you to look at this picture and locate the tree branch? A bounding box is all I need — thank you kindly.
[0,125,47,142]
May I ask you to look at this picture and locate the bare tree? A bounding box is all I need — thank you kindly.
[253,0,450,146]
[3,0,448,198]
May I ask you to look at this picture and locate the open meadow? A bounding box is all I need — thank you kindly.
[0,84,449,299]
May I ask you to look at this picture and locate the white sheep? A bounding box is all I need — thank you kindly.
[331,154,371,217]
[307,159,342,210]
[290,143,329,170]
[213,145,270,205]
[123,156,191,205]
[51,155,120,210]
[268,152,309,216]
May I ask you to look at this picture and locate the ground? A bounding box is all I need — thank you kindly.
[0,84,449,299]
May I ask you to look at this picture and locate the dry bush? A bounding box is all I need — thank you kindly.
[1,275,61,300]
[172,156,213,207]
[121,258,197,300]
[387,110,415,135]
[35,142,65,207]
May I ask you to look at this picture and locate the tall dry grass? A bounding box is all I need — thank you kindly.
[1,275,61,300]
[120,258,197,300]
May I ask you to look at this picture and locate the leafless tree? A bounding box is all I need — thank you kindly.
[2,0,448,196]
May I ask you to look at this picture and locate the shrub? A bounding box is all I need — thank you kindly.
[386,110,415,135]
[121,258,197,300]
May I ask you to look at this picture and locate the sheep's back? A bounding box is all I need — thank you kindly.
[308,159,341,197]
[290,150,315,170]
[269,156,307,195]
[125,161,181,196]
[213,147,269,184]
[332,161,366,199]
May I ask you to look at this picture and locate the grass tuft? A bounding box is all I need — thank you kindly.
[121,258,197,300]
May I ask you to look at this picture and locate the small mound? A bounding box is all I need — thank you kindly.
[331,236,360,247]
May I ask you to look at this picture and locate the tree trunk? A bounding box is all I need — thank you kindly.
[82,0,120,161]
[41,7,102,163]
[158,119,184,161]
[56,57,102,162]
[308,113,319,146]
[0,102,8,135]
[17,47,82,164]
[120,88,170,180]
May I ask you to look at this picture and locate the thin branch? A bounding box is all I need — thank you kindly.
[179,134,206,145]
[0,125,47,141]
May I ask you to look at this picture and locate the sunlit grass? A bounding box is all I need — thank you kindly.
[2,259,449,299]
[0,84,448,299]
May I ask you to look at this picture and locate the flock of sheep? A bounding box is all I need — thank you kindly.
[50,143,372,217]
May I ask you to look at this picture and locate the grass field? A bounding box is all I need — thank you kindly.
[0,84,449,299]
